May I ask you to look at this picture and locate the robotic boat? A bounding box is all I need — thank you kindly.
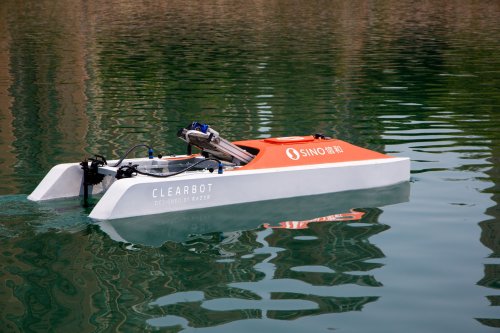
[28,122,410,220]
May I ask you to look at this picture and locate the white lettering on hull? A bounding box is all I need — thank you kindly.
[152,183,213,207]
[286,146,344,160]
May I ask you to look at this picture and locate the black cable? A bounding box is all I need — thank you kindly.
[136,157,222,178]
[111,144,152,167]
[118,157,223,179]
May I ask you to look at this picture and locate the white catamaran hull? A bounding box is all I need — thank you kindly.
[29,156,409,220]
[28,125,411,220]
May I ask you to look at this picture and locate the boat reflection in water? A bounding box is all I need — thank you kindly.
[96,182,410,247]
[134,183,410,330]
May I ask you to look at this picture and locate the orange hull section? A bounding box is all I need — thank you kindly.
[233,136,391,170]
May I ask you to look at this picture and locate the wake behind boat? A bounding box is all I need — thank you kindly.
[28,122,410,220]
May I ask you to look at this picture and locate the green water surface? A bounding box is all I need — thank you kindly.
[0,1,499,332]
